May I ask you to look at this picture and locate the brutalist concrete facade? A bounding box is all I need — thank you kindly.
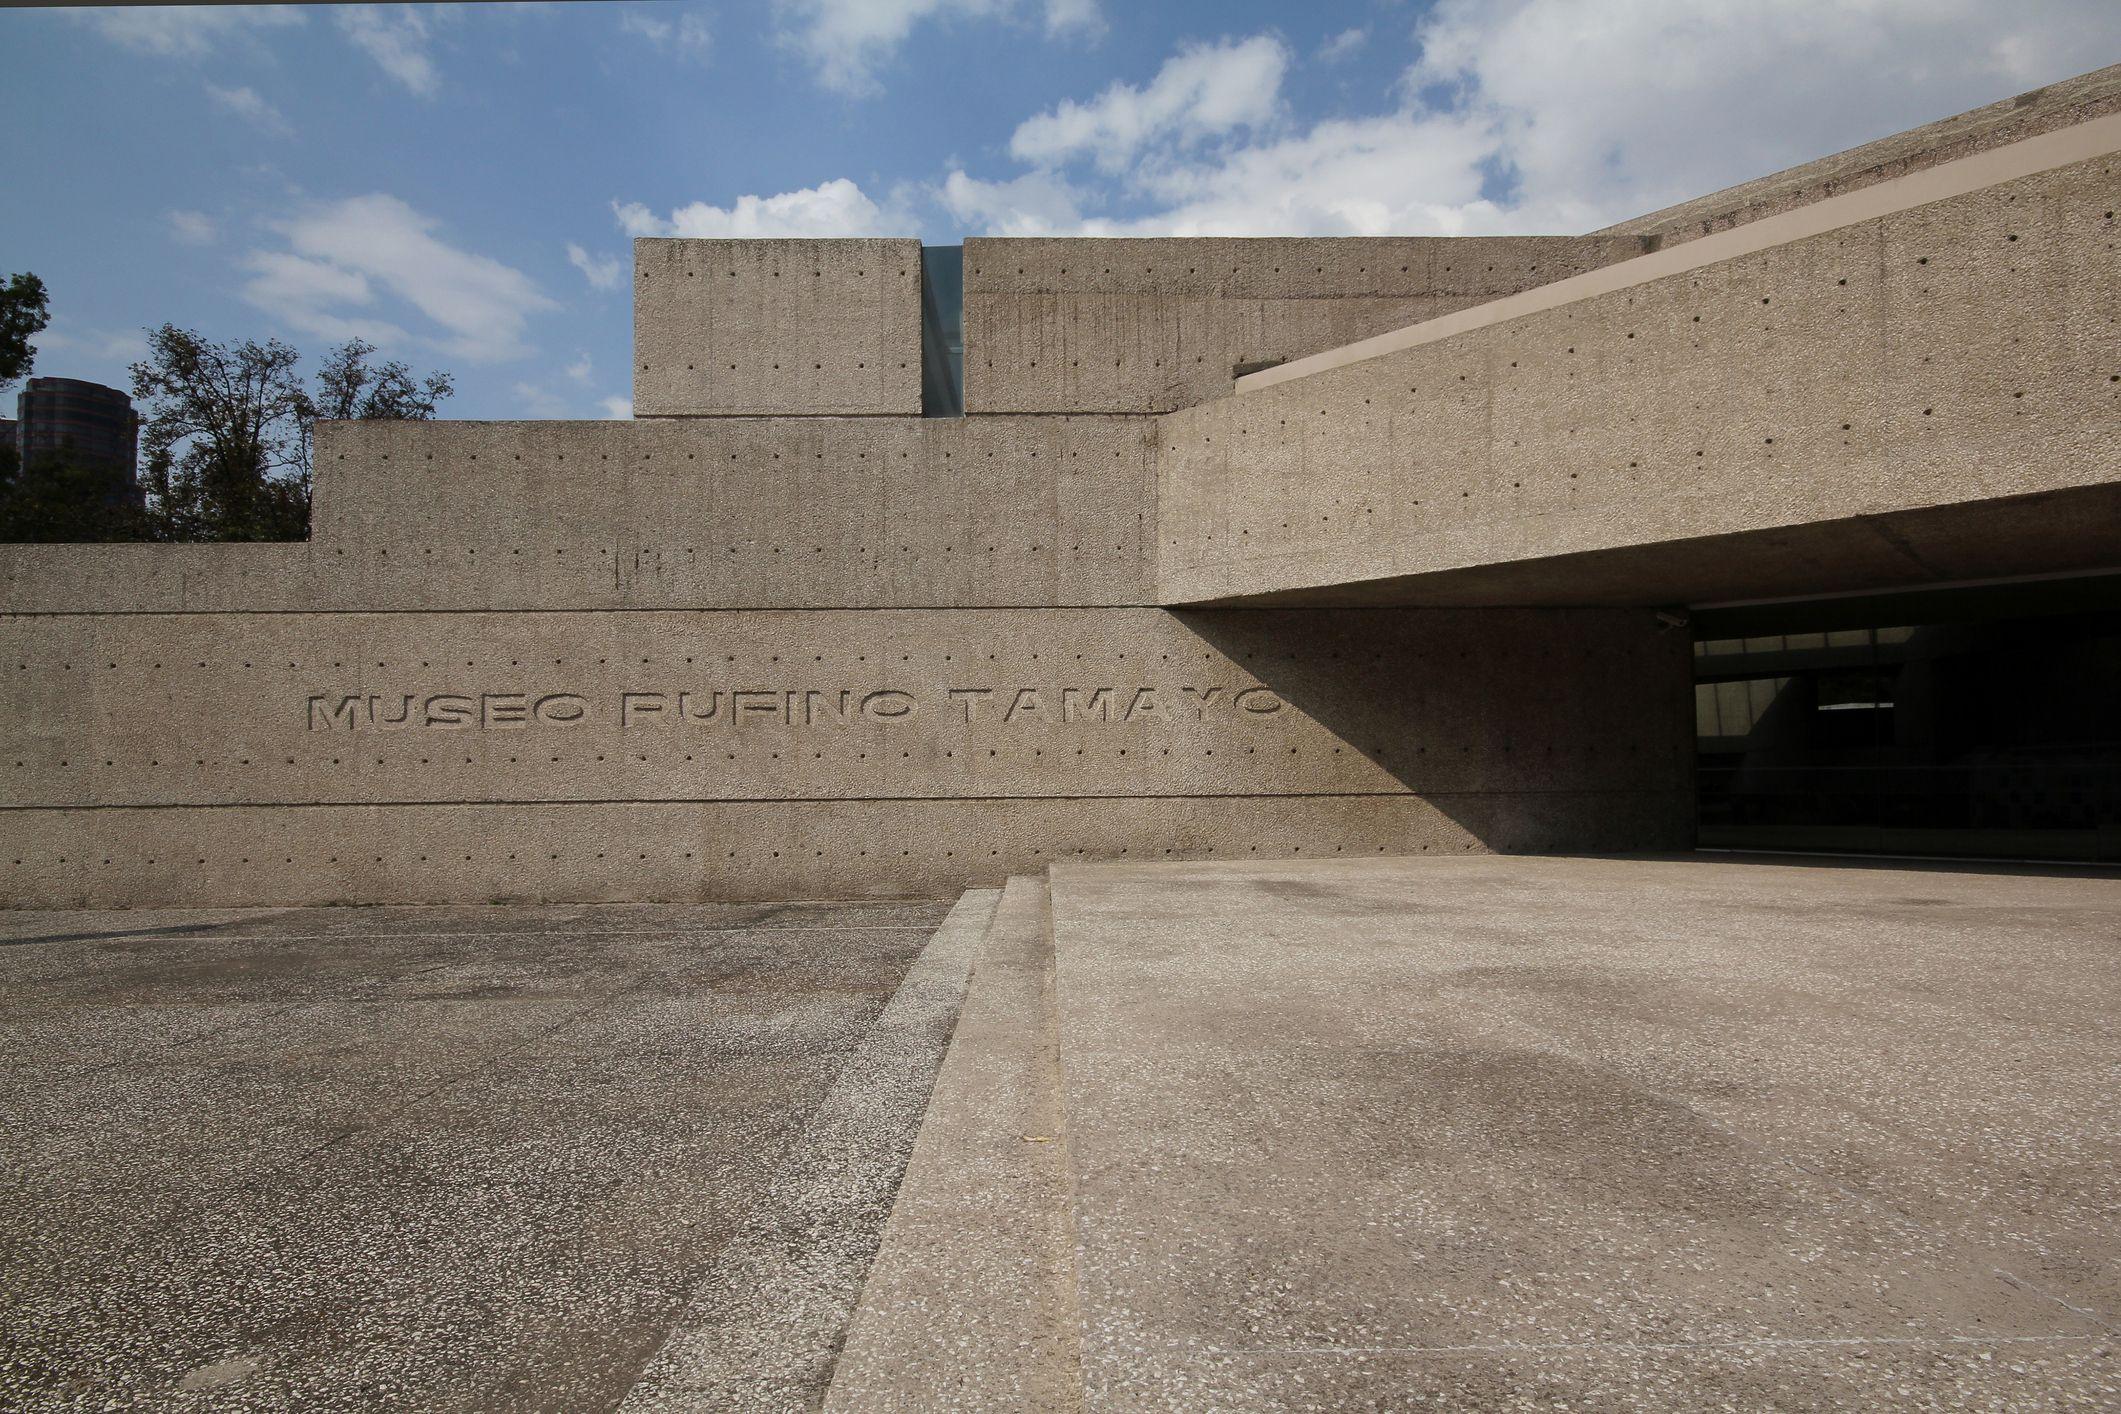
[3,67,2116,909]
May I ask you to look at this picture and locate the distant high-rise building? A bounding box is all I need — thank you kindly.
[14,377,139,491]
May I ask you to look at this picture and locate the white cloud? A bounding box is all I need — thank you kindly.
[565,352,595,385]
[244,194,555,361]
[1009,36,1288,172]
[613,178,906,238]
[601,395,633,419]
[775,0,1101,96]
[38,320,152,366]
[75,5,303,59]
[1404,0,2121,227]
[512,381,571,417]
[939,170,1085,236]
[1316,27,1366,63]
[205,82,294,138]
[1042,0,1102,39]
[335,5,440,97]
[620,6,711,57]
[943,1,2121,238]
[167,210,219,246]
[566,242,624,291]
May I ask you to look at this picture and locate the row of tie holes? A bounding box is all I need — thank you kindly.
[15,843,1471,868]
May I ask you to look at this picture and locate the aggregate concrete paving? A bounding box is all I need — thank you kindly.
[1045,853,2121,1410]
[0,897,961,1412]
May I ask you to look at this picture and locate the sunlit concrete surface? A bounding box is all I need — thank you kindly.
[0,896,982,1412]
[1042,853,2121,1409]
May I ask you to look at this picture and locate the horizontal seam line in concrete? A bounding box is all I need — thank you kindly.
[0,603,1534,616]
[0,789,1687,812]
[1236,109,2121,393]
[1200,1333,2102,1358]
[7,925,947,944]
[0,605,1216,617]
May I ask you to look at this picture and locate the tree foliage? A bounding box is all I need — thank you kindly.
[0,271,50,388]
[132,325,312,541]
[126,327,454,542]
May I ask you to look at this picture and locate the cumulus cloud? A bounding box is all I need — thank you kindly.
[38,320,152,365]
[243,194,555,361]
[620,5,711,57]
[1316,28,1366,63]
[335,5,440,96]
[512,381,571,417]
[938,170,1086,236]
[75,5,303,59]
[1009,35,1287,172]
[613,178,907,238]
[565,352,595,385]
[205,82,294,138]
[601,396,633,419]
[566,242,624,290]
[775,0,1102,96]
[167,210,219,246]
[943,0,2121,238]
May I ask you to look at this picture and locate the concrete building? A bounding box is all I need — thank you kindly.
[0,66,2116,908]
[12,376,139,490]
[2,66,2119,1414]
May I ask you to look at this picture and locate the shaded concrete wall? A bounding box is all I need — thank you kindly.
[633,238,922,416]
[0,602,1689,906]
[1158,151,2121,606]
[964,237,1636,415]
[1602,63,2121,252]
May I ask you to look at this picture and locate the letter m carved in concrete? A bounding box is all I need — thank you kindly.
[307,696,363,731]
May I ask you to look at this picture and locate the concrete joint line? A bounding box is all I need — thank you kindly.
[1236,111,2121,393]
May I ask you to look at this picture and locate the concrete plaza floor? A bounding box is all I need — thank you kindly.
[0,896,974,1412]
[2,854,2117,1411]
[1043,853,2121,1408]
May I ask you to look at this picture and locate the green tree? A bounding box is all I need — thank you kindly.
[129,327,454,542]
[0,450,146,543]
[131,325,311,541]
[0,271,49,388]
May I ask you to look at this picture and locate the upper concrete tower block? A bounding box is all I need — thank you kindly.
[632,237,923,416]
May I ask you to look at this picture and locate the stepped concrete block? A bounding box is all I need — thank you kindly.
[964,236,1636,414]
[828,875,1081,1411]
[632,238,922,417]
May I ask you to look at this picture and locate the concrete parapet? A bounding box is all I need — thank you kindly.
[1158,147,2121,606]
[632,238,922,416]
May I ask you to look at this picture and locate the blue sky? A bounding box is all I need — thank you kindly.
[3,1,2114,422]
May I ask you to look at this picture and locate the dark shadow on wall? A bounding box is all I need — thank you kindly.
[1171,606,1696,854]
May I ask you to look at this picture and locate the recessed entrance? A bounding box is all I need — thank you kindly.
[1692,574,2121,863]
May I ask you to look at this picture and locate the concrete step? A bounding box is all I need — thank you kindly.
[619,887,998,1413]
[826,875,1083,1411]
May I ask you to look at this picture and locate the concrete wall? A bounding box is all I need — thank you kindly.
[0,606,1689,906]
[964,237,1635,415]
[1157,150,2121,607]
[633,239,922,416]
[1601,63,2121,252]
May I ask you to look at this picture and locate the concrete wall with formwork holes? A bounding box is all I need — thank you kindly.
[962,237,1642,416]
[1157,150,2121,608]
[1600,63,2121,253]
[632,238,923,416]
[0,607,1690,907]
[297,415,1159,610]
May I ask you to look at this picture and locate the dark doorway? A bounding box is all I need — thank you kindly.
[1693,575,2121,862]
